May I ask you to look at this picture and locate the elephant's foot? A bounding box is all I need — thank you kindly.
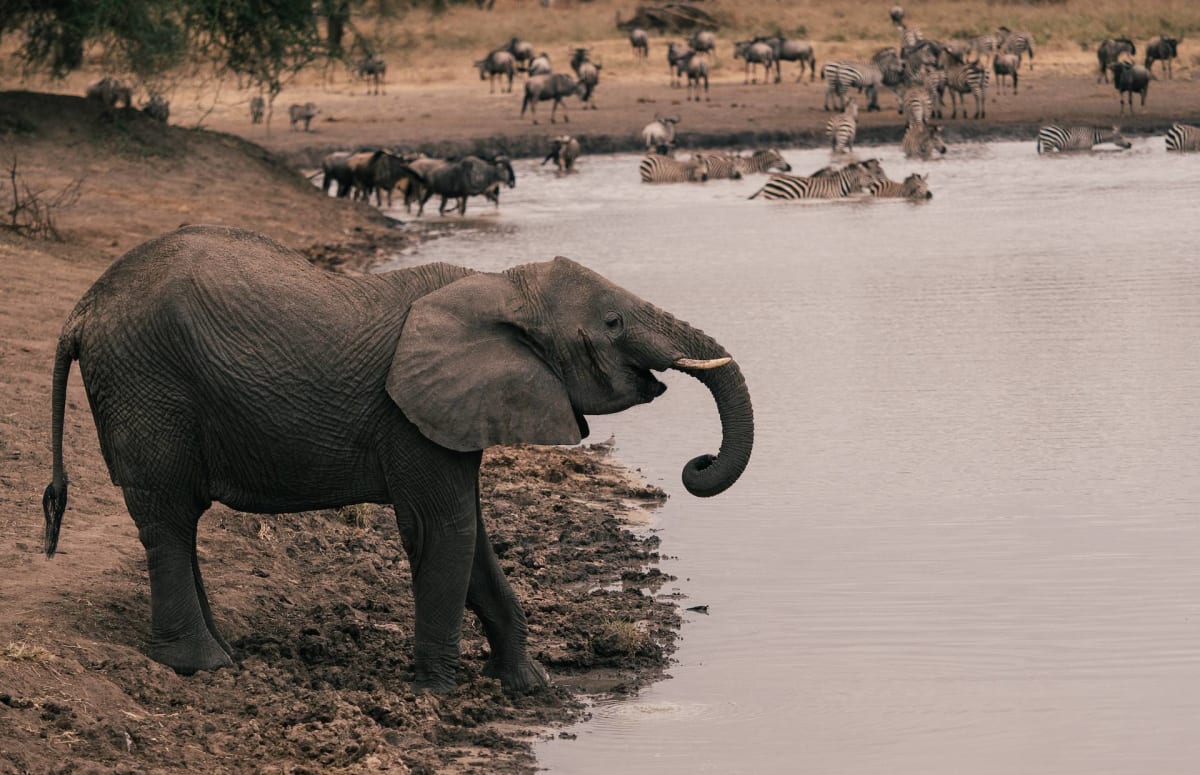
[149,630,233,675]
[483,655,549,694]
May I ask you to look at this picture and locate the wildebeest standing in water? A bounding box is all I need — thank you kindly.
[414,155,516,216]
[542,135,581,173]
[520,73,580,124]
[288,102,319,131]
[1110,61,1151,115]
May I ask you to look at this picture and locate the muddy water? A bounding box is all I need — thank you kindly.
[377,139,1200,774]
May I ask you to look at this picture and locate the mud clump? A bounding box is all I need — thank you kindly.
[0,445,678,774]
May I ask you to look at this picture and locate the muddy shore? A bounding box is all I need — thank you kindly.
[0,92,683,774]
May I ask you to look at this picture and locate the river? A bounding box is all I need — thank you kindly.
[376,138,1200,775]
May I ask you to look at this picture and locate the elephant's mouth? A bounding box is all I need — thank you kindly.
[637,370,668,403]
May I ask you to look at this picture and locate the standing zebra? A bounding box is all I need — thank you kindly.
[749,159,885,200]
[1036,125,1131,154]
[941,49,988,119]
[826,99,858,154]
[899,84,933,126]
[869,173,932,200]
[1166,124,1200,152]
[967,33,1001,68]
[1097,37,1136,83]
[902,122,947,159]
[687,153,744,180]
[639,154,708,183]
[821,61,882,112]
[997,27,1034,69]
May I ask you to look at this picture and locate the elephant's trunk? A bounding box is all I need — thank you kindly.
[658,318,754,497]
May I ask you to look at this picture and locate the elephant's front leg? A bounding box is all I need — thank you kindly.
[467,500,548,693]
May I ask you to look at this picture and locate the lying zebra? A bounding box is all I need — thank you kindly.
[869,173,932,201]
[690,149,791,179]
[1166,124,1200,152]
[749,159,885,200]
[639,153,708,183]
[1036,125,1131,154]
[902,122,946,159]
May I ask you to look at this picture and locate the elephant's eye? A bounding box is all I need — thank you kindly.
[604,311,624,333]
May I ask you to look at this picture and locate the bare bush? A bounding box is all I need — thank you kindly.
[1,156,84,241]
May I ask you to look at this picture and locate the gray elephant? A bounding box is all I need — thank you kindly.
[43,225,754,694]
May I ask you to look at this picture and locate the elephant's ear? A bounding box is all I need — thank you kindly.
[388,272,582,452]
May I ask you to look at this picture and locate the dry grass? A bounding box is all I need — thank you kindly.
[0,641,55,664]
[590,617,653,658]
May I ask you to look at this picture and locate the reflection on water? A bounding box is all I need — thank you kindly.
[379,139,1200,775]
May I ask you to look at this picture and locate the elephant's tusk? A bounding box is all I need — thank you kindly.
[672,357,732,370]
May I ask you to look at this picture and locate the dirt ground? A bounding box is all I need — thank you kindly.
[0,92,679,774]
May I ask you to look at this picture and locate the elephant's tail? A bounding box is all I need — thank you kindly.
[43,326,78,558]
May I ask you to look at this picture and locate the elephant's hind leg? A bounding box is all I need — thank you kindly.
[123,487,232,674]
[467,502,548,693]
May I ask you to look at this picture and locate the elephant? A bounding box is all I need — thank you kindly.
[42,225,754,694]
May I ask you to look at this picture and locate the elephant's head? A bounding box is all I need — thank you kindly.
[389,257,753,497]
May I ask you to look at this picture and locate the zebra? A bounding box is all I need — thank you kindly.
[826,99,858,154]
[680,51,710,102]
[899,84,933,126]
[688,153,744,180]
[641,115,680,151]
[630,28,649,61]
[1097,37,1136,83]
[821,61,882,112]
[869,173,932,201]
[639,153,708,183]
[902,122,947,159]
[749,159,885,200]
[997,27,1034,69]
[1110,61,1151,115]
[1166,124,1200,152]
[898,24,924,51]
[477,49,517,93]
[287,102,319,131]
[733,148,792,175]
[734,40,776,84]
[1145,36,1179,79]
[1036,125,1132,154]
[913,64,946,119]
[967,33,1001,68]
[941,49,987,119]
[993,52,1020,95]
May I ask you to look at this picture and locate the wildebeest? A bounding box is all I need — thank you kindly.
[759,36,817,82]
[689,29,717,60]
[350,150,424,207]
[734,40,776,84]
[477,49,517,93]
[630,28,649,60]
[542,135,581,172]
[1145,35,1178,79]
[890,5,905,27]
[504,37,535,70]
[993,52,1020,95]
[142,93,169,123]
[356,55,387,95]
[322,151,356,197]
[1097,37,1136,83]
[86,78,133,114]
[667,42,691,87]
[413,155,516,216]
[527,52,552,76]
[1110,61,1151,114]
[571,49,602,109]
[641,115,680,151]
[679,51,710,101]
[520,73,580,124]
[249,95,265,124]
[288,102,319,131]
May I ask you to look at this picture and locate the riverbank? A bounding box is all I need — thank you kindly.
[0,92,681,774]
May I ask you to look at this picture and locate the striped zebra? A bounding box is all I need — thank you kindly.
[749,159,884,200]
[967,33,1001,67]
[1165,124,1200,152]
[639,153,708,183]
[941,50,987,119]
[869,173,932,200]
[997,27,1034,69]
[735,148,792,174]
[898,24,923,51]
[826,99,858,153]
[899,85,933,127]
[689,153,744,180]
[821,61,882,112]
[1036,125,1131,154]
[902,122,946,159]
